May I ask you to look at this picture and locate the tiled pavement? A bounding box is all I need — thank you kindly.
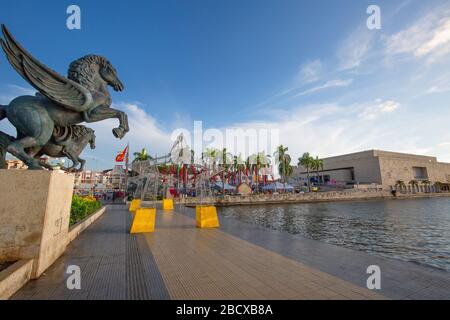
[13,204,450,300]
[178,206,450,300]
[13,206,169,300]
[144,210,385,300]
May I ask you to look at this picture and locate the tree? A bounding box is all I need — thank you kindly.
[311,156,324,186]
[298,152,314,191]
[274,145,292,185]
[395,180,406,191]
[234,154,246,184]
[257,152,271,187]
[409,179,419,193]
[133,148,151,163]
[219,148,233,194]
[247,153,258,192]
[203,148,220,170]
[421,179,431,192]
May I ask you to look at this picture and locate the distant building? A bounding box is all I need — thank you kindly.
[6,159,27,170]
[293,150,450,190]
[73,169,115,195]
[110,165,126,191]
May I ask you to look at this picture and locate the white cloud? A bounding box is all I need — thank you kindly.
[86,102,173,166]
[296,60,323,84]
[424,71,450,94]
[427,85,450,94]
[337,27,374,71]
[385,5,450,64]
[295,79,353,97]
[358,100,400,120]
[415,20,450,57]
[219,100,450,163]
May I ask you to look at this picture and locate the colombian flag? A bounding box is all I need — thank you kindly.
[115,146,128,162]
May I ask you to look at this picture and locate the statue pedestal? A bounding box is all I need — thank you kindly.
[0,170,74,279]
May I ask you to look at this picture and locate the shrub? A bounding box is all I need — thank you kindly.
[70,195,102,226]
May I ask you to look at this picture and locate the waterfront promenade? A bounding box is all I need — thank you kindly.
[13,205,450,300]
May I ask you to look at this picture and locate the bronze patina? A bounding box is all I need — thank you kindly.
[0,25,129,171]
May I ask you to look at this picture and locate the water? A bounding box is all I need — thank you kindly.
[218,197,450,271]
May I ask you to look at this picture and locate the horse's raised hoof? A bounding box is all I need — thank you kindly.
[112,127,126,139]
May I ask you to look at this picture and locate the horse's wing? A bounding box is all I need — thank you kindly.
[0,25,93,113]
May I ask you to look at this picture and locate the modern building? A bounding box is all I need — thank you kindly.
[293,150,450,190]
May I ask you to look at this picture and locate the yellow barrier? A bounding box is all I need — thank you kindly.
[130,208,156,234]
[162,198,174,211]
[196,206,220,228]
[129,199,141,213]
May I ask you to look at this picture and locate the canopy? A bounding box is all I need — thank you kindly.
[212,182,236,191]
[262,182,294,191]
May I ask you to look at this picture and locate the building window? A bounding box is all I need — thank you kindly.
[413,167,428,180]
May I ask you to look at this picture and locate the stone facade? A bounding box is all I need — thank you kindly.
[293,150,450,189]
[0,170,74,279]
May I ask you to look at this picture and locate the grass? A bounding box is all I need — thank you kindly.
[70,195,102,227]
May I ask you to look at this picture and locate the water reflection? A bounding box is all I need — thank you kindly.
[218,198,450,271]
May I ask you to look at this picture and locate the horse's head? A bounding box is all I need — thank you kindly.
[99,60,124,92]
[68,55,124,92]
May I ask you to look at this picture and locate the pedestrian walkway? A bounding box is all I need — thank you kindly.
[11,205,397,300]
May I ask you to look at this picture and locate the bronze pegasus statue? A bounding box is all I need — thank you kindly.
[0,25,129,170]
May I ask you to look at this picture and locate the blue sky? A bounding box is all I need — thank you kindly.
[1,0,450,169]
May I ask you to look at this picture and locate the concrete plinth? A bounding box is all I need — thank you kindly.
[0,170,74,279]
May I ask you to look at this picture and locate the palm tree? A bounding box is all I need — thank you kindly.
[311,156,324,186]
[234,154,246,185]
[274,145,292,185]
[395,180,406,192]
[219,148,233,194]
[247,153,259,192]
[203,148,220,170]
[435,181,443,193]
[257,152,271,188]
[133,148,151,163]
[409,179,419,193]
[421,179,431,193]
[298,152,314,191]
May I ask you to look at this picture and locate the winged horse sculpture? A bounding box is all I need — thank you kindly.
[0,25,129,169]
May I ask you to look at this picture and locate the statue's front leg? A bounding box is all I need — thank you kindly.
[112,111,129,139]
[85,106,129,139]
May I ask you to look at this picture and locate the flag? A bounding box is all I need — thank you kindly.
[115,146,127,162]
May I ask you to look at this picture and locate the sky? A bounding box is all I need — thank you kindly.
[1,0,450,169]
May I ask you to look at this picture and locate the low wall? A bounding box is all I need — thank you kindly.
[67,207,106,244]
[0,259,33,300]
[178,190,450,207]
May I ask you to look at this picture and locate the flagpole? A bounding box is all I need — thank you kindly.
[125,142,129,201]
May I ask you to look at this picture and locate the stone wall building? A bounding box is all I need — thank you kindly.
[293,150,450,190]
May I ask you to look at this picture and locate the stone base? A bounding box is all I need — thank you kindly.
[0,170,74,279]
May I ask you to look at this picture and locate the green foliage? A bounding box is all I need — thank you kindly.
[70,195,102,226]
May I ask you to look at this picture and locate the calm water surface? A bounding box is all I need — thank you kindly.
[218,198,450,271]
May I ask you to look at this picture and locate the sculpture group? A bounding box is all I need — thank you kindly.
[0,25,129,171]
